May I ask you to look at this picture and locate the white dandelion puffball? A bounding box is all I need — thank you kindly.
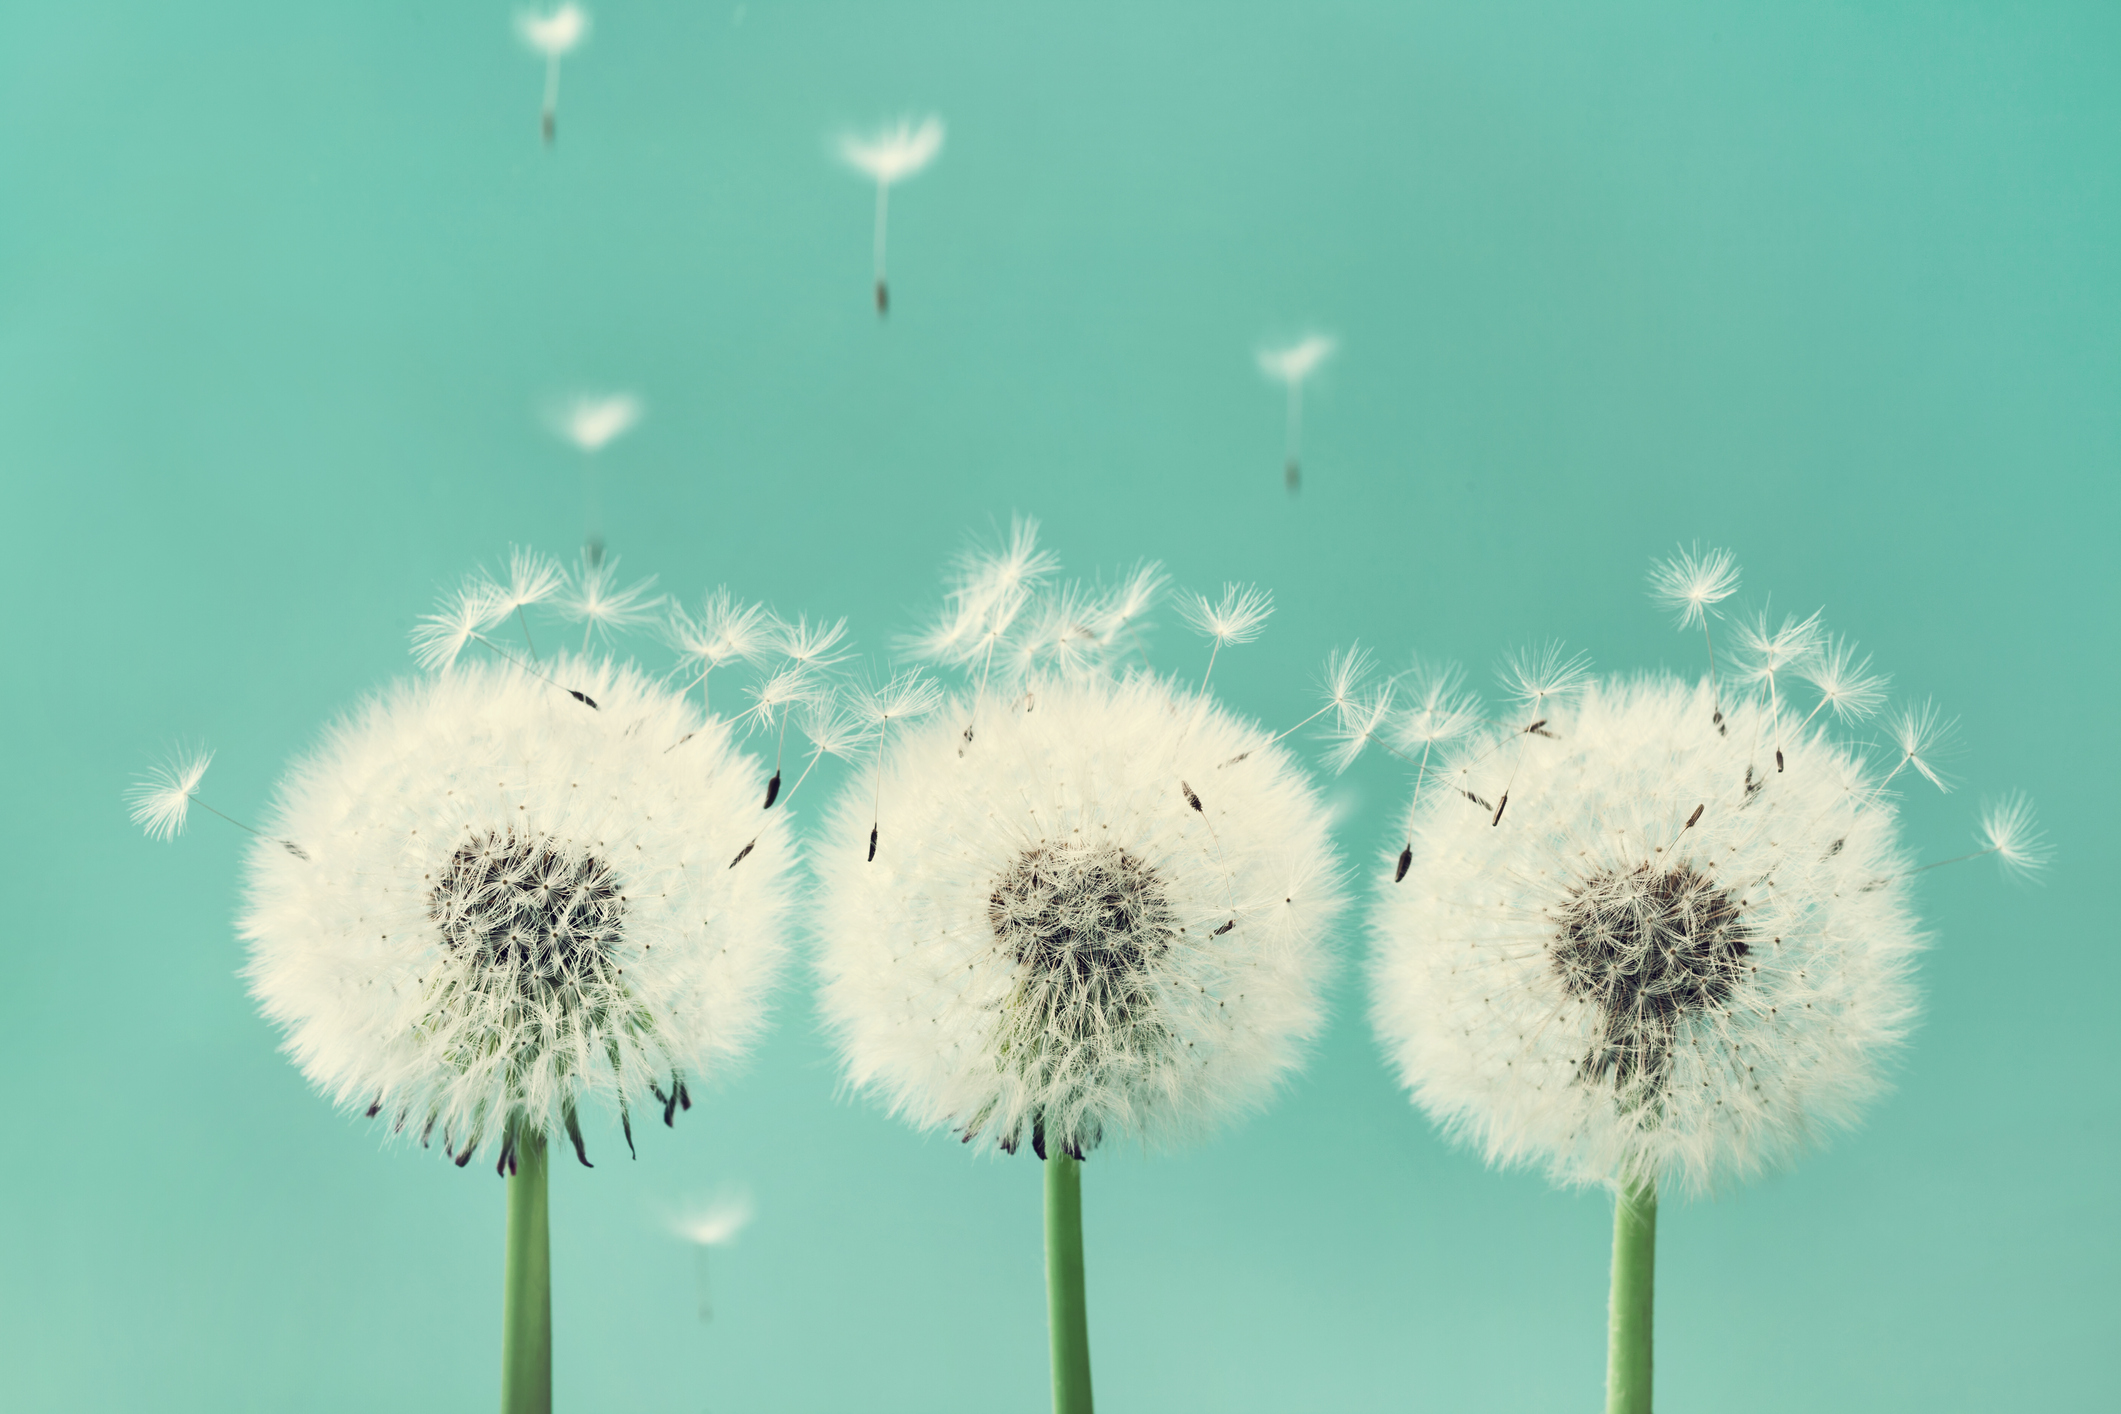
[817,675,1346,1159]
[1372,675,1923,1193]
[243,655,795,1169]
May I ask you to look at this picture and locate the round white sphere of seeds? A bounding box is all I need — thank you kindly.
[816,675,1346,1158]
[1371,675,1924,1193]
[242,656,795,1170]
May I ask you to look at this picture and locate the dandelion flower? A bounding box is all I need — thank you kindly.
[1375,676,1922,1192]
[1257,335,1335,492]
[517,3,589,145]
[244,648,793,1409]
[839,115,944,315]
[1364,549,2029,1413]
[815,525,1344,1414]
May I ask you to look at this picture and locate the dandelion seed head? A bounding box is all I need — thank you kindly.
[128,748,214,841]
[818,676,1345,1156]
[1648,545,1742,629]
[243,655,795,1166]
[820,532,1345,1156]
[840,116,945,185]
[1371,674,1924,1194]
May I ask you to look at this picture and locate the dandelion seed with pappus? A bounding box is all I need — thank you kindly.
[1355,548,2042,1414]
[141,552,805,1414]
[516,4,588,146]
[816,523,1345,1414]
[1257,334,1334,492]
[839,115,944,315]
[546,393,642,560]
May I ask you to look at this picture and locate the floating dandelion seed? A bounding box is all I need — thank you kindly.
[1181,583,1274,689]
[675,1190,756,1322]
[547,393,642,562]
[1257,335,1335,492]
[1733,607,1823,772]
[668,588,773,714]
[1796,634,1890,727]
[817,524,1344,1414]
[1363,550,2036,1414]
[517,4,589,146]
[1649,544,1741,730]
[1883,700,1957,792]
[556,552,662,654]
[839,115,944,316]
[127,748,215,841]
[1975,793,2050,876]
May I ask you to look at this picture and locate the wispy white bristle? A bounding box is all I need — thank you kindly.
[840,117,945,184]
[1797,634,1891,722]
[556,555,662,643]
[128,748,214,841]
[1980,792,2050,876]
[1181,583,1275,648]
[675,1192,755,1247]
[1648,545,1741,628]
[1257,336,1335,385]
[517,3,588,57]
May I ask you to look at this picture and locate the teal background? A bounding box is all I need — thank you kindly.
[2,2,2114,1410]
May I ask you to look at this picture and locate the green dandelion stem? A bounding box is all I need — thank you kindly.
[501,1128,552,1414]
[1043,1155,1094,1414]
[1605,1178,1657,1414]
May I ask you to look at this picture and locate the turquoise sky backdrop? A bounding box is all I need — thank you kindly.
[2,3,2114,1410]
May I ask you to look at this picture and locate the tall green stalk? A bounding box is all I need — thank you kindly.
[501,1129,552,1414]
[1605,1179,1657,1414]
[1043,1155,1094,1414]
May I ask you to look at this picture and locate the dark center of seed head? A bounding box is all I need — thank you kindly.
[429,829,627,1002]
[983,844,1178,1157]
[1550,862,1750,1100]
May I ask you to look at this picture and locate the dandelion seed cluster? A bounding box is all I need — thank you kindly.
[243,655,795,1168]
[1365,566,1943,1192]
[817,525,1345,1158]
